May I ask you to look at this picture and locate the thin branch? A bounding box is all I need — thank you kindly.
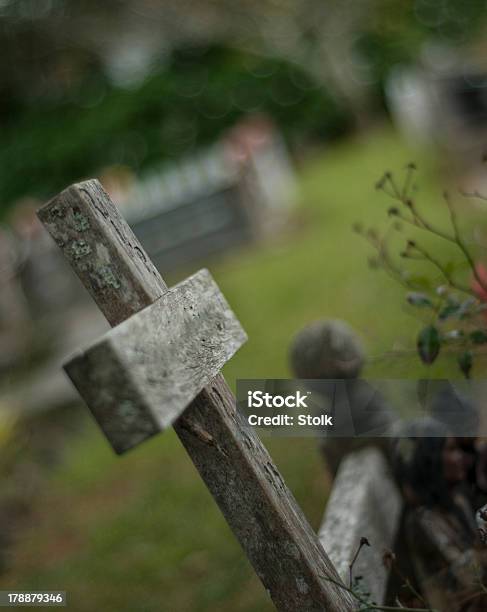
[386,173,402,200]
[349,537,369,587]
[379,247,413,291]
[402,164,415,200]
[362,232,415,292]
[407,242,475,297]
[460,189,487,203]
[397,204,457,244]
[444,192,487,293]
[380,178,487,294]
[376,175,397,199]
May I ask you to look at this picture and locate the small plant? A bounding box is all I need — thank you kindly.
[321,537,435,611]
[354,163,487,378]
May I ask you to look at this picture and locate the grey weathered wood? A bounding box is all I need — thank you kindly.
[37,179,353,612]
[64,269,247,454]
[175,376,353,611]
[38,180,167,326]
[318,448,402,605]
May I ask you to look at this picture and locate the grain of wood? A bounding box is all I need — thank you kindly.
[64,269,247,453]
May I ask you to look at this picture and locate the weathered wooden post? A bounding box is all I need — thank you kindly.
[37,179,353,612]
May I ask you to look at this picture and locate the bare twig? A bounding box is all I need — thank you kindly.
[394,202,456,244]
[363,226,422,292]
[443,191,487,293]
[375,168,487,294]
[386,172,402,200]
[349,536,370,587]
[460,189,487,203]
[407,241,475,297]
[402,163,416,200]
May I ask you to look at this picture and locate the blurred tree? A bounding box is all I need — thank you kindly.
[1,0,486,212]
[0,43,348,213]
[3,0,485,121]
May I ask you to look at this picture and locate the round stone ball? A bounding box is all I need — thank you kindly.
[289,319,365,379]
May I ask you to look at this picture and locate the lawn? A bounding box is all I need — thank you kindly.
[1,125,476,611]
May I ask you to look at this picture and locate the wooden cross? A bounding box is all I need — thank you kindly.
[37,179,353,612]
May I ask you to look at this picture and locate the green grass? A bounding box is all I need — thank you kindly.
[1,125,478,611]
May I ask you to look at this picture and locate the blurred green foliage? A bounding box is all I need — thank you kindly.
[1,45,349,215]
[2,0,487,215]
[355,0,487,103]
